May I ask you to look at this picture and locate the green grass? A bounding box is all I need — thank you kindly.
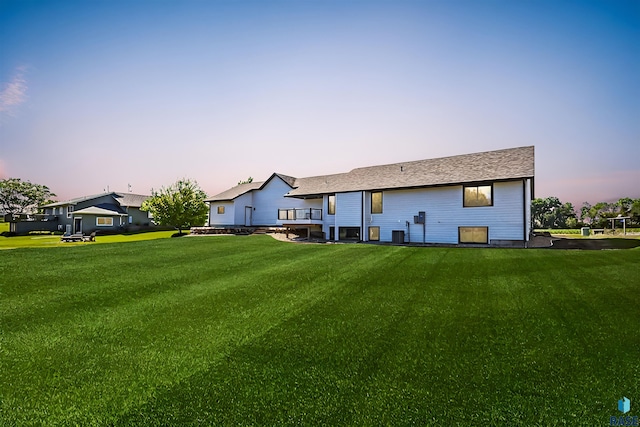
[0,230,180,249]
[1,236,638,426]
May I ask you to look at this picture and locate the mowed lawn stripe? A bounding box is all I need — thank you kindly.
[2,237,364,425]
[114,246,638,426]
[1,237,638,426]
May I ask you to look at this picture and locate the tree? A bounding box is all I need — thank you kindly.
[0,178,56,216]
[237,177,253,185]
[616,197,633,217]
[630,199,640,226]
[141,179,208,235]
[531,197,577,229]
[580,202,592,224]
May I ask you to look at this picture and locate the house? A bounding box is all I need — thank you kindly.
[206,146,535,246]
[9,192,153,235]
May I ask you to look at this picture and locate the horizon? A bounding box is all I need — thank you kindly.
[1,0,638,209]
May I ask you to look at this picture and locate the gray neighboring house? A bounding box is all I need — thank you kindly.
[9,192,153,235]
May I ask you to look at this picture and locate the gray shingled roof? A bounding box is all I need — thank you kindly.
[206,146,534,201]
[42,192,111,208]
[72,204,127,216]
[273,173,296,188]
[205,181,264,202]
[286,146,534,197]
[113,193,150,208]
[41,192,150,208]
[205,173,298,202]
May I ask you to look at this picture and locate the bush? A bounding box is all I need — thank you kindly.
[535,229,581,234]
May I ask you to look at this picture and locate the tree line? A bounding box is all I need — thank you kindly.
[532,196,640,229]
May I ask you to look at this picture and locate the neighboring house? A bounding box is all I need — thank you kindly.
[9,192,152,235]
[206,146,535,246]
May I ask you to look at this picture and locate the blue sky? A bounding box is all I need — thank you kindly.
[1,0,638,207]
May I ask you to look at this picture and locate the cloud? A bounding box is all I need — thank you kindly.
[0,65,28,119]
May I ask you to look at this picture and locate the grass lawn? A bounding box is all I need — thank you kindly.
[0,230,181,249]
[1,236,638,426]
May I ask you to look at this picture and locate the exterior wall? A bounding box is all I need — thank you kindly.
[208,178,322,227]
[322,195,335,238]
[10,220,58,234]
[77,215,122,234]
[253,177,316,226]
[332,191,363,240]
[44,205,73,232]
[209,201,235,226]
[367,180,526,244]
[234,192,254,226]
[125,207,153,226]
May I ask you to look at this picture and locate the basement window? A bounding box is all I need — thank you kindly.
[339,227,360,241]
[459,227,488,244]
[368,226,380,241]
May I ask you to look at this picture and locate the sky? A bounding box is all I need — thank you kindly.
[1,0,638,208]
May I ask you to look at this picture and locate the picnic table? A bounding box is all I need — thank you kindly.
[60,232,95,242]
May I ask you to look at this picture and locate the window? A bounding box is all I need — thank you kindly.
[67,205,73,218]
[368,226,380,241]
[459,227,488,244]
[328,195,336,215]
[339,227,360,241]
[278,209,293,220]
[96,217,113,227]
[463,185,493,207]
[217,206,225,214]
[371,192,383,214]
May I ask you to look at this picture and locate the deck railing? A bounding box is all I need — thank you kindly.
[278,208,323,221]
[6,214,58,222]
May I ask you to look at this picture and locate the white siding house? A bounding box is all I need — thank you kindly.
[208,174,321,228]
[205,146,535,246]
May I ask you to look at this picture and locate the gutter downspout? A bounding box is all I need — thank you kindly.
[361,191,365,242]
[523,179,527,245]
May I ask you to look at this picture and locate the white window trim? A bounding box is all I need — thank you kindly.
[67,205,73,218]
[96,217,114,227]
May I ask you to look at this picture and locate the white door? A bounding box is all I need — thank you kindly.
[244,207,252,226]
